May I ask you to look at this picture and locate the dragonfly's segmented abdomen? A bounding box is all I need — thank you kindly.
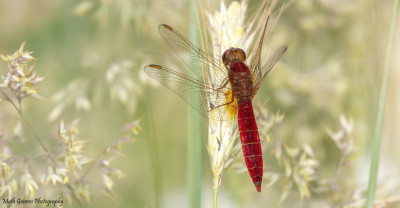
[237,100,263,192]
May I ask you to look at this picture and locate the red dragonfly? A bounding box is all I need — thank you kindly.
[144,19,287,192]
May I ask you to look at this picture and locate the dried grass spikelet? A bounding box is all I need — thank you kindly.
[0,42,44,103]
[48,81,92,121]
[205,0,247,192]
[58,120,89,170]
[20,172,38,198]
[106,60,141,113]
[327,115,356,168]
[0,142,15,197]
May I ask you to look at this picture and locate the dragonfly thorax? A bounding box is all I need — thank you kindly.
[229,62,254,99]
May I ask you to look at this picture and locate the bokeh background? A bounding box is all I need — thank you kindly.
[0,0,399,207]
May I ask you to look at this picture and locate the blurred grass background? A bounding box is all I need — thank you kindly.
[0,0,399,207]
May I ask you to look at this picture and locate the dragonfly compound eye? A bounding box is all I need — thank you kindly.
[233,48,246,62]
[222,49,230,65]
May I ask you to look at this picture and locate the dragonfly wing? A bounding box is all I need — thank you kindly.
[144,64,233,119]
[252,46,287,96]
[249,17,270,82]
[158,24,228,81]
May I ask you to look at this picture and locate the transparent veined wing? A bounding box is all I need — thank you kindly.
[158,24,229,84]
[252,46,287,97]
[144,64,234,119]
[249,17,270,83]
[247,17,287,97]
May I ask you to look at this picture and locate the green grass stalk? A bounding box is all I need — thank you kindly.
[366,1,399,207]
[144,87,162,208]
[187,1,202,208]
[213,188,218,208]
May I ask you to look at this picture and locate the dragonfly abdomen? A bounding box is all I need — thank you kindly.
[237,100,263,192]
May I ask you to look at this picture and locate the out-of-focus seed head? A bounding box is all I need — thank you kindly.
[0,42,44,102]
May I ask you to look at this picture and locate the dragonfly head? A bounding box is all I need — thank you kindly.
[222,48,246,67]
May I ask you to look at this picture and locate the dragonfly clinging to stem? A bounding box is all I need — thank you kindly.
[144,18,287,192]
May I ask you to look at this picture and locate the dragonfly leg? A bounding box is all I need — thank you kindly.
[212,79,229,92]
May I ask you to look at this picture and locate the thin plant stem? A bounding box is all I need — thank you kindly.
[1,90,55,164]
[144,86,162,208]
[213,188,218,208]
[366,1,399,207]
[188,1,202,208]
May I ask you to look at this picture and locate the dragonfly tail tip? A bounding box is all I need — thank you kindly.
[256,184,261,192]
